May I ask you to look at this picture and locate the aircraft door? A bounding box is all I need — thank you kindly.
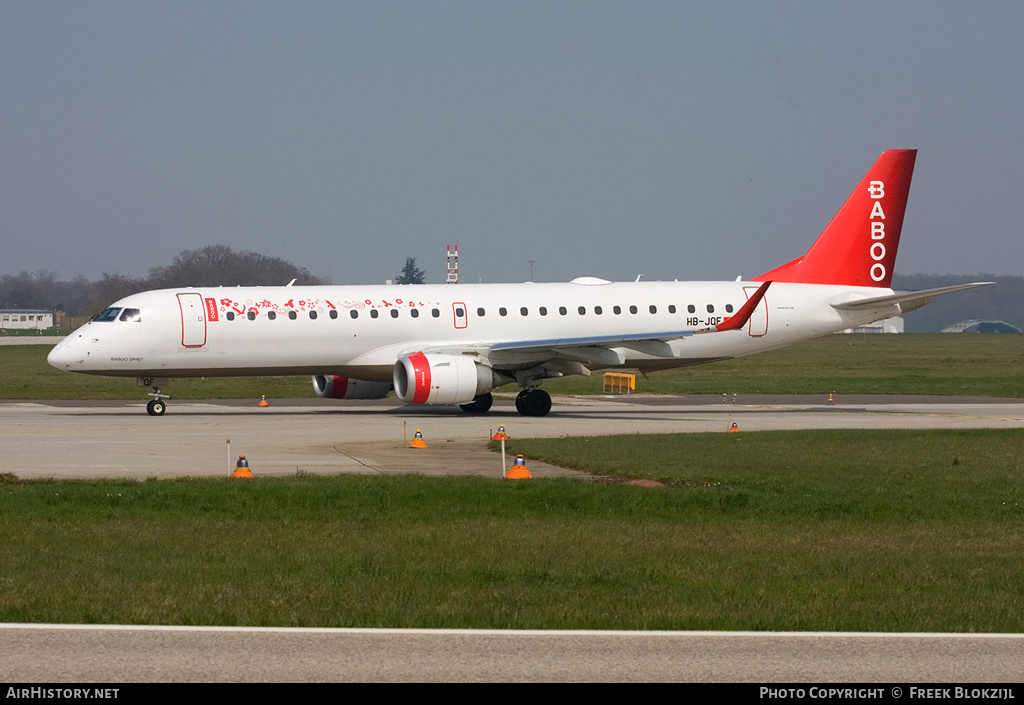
[742,286,768,337]
[452,302,468,329]
[177,293,207,347]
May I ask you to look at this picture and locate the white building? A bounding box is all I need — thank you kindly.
[841,316,904,334]
[0,310,55,331]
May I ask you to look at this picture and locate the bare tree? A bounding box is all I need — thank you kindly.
[146,245,331,288]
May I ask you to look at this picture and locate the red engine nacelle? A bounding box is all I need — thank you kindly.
[311,375,391,400]
[393,352,497,405]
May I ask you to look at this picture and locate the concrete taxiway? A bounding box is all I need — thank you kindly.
[2,394,1024,480]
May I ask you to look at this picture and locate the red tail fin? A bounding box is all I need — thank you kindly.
[754,149,917,288]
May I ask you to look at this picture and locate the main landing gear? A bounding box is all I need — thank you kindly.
[515,389,551,417]
[457,389,552,416]
[459,393,493,414]
[146,398,167,416]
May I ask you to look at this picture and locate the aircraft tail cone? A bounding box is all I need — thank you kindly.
[258,395,269,407]
[506,454,532,479]
[232,455,253,478]
[728,422,740,433]
[492,424,509,441]
[410,429,428,449]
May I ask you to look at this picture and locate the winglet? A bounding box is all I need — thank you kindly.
[696,281,771,334]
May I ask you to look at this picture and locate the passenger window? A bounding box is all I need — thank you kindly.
[707,304,715,313]
[629,305,637,314]
[613,306,621,315]
[668,305,676,314]
[687,304,696,313]
[520,307,528,316]
[226,312,235,321]
[594,306,602,315]
[411,309,419,318]
[432,309,440,318]
[499,307,508,317]
[539,307,547,316]
[455,307,464,317]
[268,311,277,320]
[559,306,567,315]
[329,310,338,319]
[477,308,485,317]
[288,311,297,320]
[578,306,586,315]
[725,304,734,313]
[370,310,379,319]
[309,311,318,319]
[247,311,256,321]
[350,310,358,319]
[649,305,657,314]
[391,309,399,318]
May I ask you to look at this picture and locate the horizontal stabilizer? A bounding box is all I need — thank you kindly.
[830,282,994,312]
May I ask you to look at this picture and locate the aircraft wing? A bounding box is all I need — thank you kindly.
[830,282,993,314]
[416,281,772,365]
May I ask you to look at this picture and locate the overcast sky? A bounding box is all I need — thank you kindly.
[2,1,1021,285]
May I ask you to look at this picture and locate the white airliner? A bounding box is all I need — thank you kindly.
[48,149,987,416]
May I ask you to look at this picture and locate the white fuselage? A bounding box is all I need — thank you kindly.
[47,279,898,381]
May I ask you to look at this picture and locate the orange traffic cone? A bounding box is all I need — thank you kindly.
[728,422,739,433]
[506,454,532,479]
[492,424,508,441]
[258,395,269,407]
[410,428,428,449]
[232,455,253,478]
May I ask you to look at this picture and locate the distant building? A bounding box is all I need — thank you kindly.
[841,316,904,334]
[0,309,55,331]
[942,320,1022,333]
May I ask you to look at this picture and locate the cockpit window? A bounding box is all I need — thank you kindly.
[93,307,122,322]
[119,308,141,322]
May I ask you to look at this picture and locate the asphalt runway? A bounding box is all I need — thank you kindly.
[4,394,1024,479]
[3,624,1023,682]
[4,394,1024,682]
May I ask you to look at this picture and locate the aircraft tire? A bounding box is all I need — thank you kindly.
[515,389,551,417]
[525,389,551,417]
[515,390,529,415]
[147,399,166,416]
[459,393,493,413]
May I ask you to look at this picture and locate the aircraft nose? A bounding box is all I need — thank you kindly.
[47,338,79,370]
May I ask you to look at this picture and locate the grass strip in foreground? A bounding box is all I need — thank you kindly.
[1,429,1023,631]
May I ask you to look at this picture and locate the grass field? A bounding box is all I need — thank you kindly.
[2,429,1023,631]
[5,333,1024,400]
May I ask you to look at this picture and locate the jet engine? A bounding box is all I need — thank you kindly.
[311,375,391,400]
[393,352,500,405]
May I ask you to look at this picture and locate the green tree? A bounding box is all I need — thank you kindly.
[395,257,426,284]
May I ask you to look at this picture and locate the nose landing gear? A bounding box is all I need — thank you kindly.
[139,377,170,416]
